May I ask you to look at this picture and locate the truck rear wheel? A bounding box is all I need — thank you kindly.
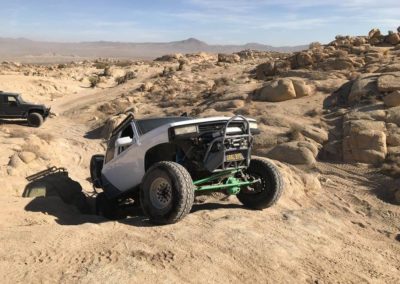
[237,157,283,209]
[140,161,194,224]
[28,112,43,127]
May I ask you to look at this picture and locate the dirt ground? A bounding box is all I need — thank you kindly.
[0,56,399,283]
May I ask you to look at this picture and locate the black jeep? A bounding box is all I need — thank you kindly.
[0,91,50,127]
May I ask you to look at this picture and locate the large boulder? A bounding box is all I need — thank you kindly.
[386,106,400,126]
[383,90,400,107]
[386,32,400,45]
[318,58,354,71]
[217,53,240,63]
[386,123,400,146]
[291,78,314,97]
[256,61,275,79]
[292,52,313,68]
[342,120,387,164]
[255,78,313,102]
[368,28,381,39]
[377,72,400,92]
[347,74,380,104]
[267,141,317,165]
[255,78,296,102]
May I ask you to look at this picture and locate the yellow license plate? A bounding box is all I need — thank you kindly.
[226,153,244,162]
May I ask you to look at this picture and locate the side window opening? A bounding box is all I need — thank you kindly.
[118,123,135,155]
[120,124,134,138]
[7,96,17,105]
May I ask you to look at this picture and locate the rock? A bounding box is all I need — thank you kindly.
[368,28,381,39]
[291,78,314,97]
[395,189,400,203]
[217,53,240,63]
[383,90,400,107]
[274,60,291,74]
[18,151,37,164]
[319,58,354,71]
[8,154,23,168]
[347,74,380,105]
[256,62,275,79]
[293,52,313,68]
[213,100,245,111]
[387,128,400,147]
[301,126,328,144]
[155,53,183,62]
[267,141,317,165]
[255,78,296,102]
[386,33,400,45]
[377,72,400,92]
[139,82,153,92]
[386,106,400,126]
[342,120,387,164]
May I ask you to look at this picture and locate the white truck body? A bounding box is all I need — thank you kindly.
[102,116,256,193]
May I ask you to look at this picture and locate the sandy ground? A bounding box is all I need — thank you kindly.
[0,59,399,283]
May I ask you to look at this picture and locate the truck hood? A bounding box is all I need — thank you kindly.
[169,116,256,128]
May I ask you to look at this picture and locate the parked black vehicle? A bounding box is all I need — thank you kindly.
[0,91,51,127]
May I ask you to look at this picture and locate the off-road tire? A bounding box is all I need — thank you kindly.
[28,112,43,127]
[237,157,283,209]
[95,192,125,220]
[140,161,194,225]
[90,155,104,188]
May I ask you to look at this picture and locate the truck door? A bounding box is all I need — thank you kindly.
[4,95,21,116]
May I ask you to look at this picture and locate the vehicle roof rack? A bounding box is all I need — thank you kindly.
[26,166,68,181]
[111,112,135,137]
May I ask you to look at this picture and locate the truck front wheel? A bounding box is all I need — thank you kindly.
[140,161,194,224]
[237,157,283,209]
[28,112,43,127]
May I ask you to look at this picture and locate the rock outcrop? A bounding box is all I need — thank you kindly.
[267,141,318,165]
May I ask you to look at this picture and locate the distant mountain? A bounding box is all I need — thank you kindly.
[0,37,307,62]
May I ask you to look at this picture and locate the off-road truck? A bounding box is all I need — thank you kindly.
[0,91,50,127]
[90,114,283,224]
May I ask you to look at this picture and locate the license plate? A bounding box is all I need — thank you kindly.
[226,153,244,162]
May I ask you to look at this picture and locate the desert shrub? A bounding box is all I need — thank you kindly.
[287,124,305,141]
[101,66,112,77]
[94,62,108,69]
[115,71,135,85]
[309,42,322,49]
[89,76,100,88]
[214,76,231,87]
[114,60,132,67]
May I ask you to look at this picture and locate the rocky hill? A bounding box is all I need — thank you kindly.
[0,37,307,63]
[0,28,399,282]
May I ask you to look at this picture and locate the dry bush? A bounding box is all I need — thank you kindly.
[114,60,132,67]
[214,77,231,87]
[89,76,100,88]
[115,71,135,85]
[94,62,108,69]
[287,124,305,141]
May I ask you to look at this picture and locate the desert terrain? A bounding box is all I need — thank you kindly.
[0,29,400,283]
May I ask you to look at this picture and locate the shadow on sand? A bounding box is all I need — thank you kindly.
[84,125,104,139]
[23,167,239,226]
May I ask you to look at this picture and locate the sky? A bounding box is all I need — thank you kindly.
[0,0,399,46]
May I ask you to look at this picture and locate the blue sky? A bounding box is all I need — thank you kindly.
[0,0,399,45]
